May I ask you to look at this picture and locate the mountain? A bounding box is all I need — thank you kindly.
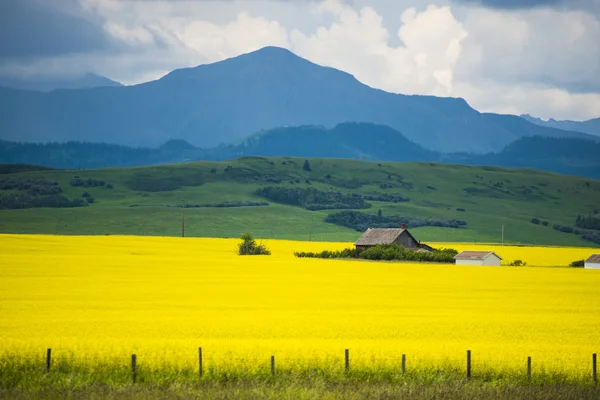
[520,114,600,137]
[0,46,596,153]
[0,73,122,92]
[2,122,599,179]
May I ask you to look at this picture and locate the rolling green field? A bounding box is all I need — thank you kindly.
[1,157,599,246]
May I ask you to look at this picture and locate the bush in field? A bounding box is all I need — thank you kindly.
[531,217,540,225]
[360,244,458,263]
[238,233,270,256]
[295,248,358,259]
[295,244,457,263]
[569,260,584,268]
[508,260,527,266]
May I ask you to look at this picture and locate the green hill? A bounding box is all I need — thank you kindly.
[1,157,599,246]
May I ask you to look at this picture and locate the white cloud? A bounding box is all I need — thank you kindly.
[291,2,468,96]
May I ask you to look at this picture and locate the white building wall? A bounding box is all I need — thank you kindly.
[455,259,484,266]
[585,262,600,269]
[482,255,502,266]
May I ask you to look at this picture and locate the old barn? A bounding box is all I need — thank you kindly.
[585,254,600,269]
[354,225,432,254]
[454,251,502,266]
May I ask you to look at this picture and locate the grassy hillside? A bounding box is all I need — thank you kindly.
[1,157,599,246]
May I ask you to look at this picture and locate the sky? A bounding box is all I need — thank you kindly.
[1,0,599,121]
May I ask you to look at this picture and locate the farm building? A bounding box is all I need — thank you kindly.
[454,251,502,266]
[585,254,600,269]
[354,225,432,254]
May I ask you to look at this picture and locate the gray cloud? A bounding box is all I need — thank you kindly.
[0,0,112,59]
[454,0,600,13]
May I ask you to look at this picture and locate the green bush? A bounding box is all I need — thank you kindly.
[569,260,585,267]
[360,244,458,263]
[295,244,457,263]
[508,260,527,266]
[238,233,270,256]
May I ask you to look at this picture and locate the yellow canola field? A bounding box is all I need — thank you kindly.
[1,234,599,375]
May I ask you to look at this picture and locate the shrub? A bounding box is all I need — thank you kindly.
[303,160,312,172]
[255,187,369,211]
[106,184,114,189]
[0,193,86,210]
[576,214,600,231]
[69,176,106,188]
[456,208,466,212]
[582,232,600,245]
[85,197,95,204]
[295,244,457,263]
[238,233,270,256]
[363,193,409,203]
[325,210,467,232]
[360,244,458,263]
[508,260,527,266]
[531,218,540,225]
[570,260,585,268]
[542,221,549,226]
[82,191,91,198]
[552,224,574,234]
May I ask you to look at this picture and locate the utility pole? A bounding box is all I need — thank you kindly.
[182,207,185,238]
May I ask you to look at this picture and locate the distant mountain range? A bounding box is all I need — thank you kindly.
[520,114,600,137]
[0,73,122,92]
[2,122,599,179]
[0,46,597,154]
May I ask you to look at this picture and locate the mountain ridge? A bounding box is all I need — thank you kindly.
[520,114,600,137]
[0,46,596,153]
[2,122,599,179]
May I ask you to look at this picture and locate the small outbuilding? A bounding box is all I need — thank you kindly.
[585,254,600,269]
[454,251,502,266]
[354,225,431,254]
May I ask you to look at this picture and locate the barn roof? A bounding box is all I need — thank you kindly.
[586,254,600,263]
[454,251,503,260]
[355,228,407,246]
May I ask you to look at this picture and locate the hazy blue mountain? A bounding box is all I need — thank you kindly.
[2,122,599,179]
[0,46,595,153]
[0,73,122,92]
[520,114,600,137]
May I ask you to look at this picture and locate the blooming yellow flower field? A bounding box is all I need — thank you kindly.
[1,234,599,377]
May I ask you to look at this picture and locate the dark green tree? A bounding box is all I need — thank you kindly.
[303,159,312,172]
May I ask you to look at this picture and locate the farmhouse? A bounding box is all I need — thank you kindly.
[454,251,502,266]
[584,254,600,269]
[354,225,432,254]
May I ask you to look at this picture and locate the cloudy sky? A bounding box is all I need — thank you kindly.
[1,0,600,121]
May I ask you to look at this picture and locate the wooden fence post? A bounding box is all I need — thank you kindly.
[527,356,531,381]
[131,354,137,384]
[271,355,275,377]
[593,353,597,385]
[466,350,471,379]
[345,349,349,372]
[198,348,203,378]
[46,348,51,373]
[402,354,406,374]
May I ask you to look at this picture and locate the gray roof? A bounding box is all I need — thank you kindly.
[586,254,600,263]
[355,228,406,246]
[454,251,503,260]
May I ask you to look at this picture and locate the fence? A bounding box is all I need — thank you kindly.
[39,347,598,384]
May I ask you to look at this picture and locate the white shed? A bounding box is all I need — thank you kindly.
[454,251,502,266]
[585,254,600,269]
